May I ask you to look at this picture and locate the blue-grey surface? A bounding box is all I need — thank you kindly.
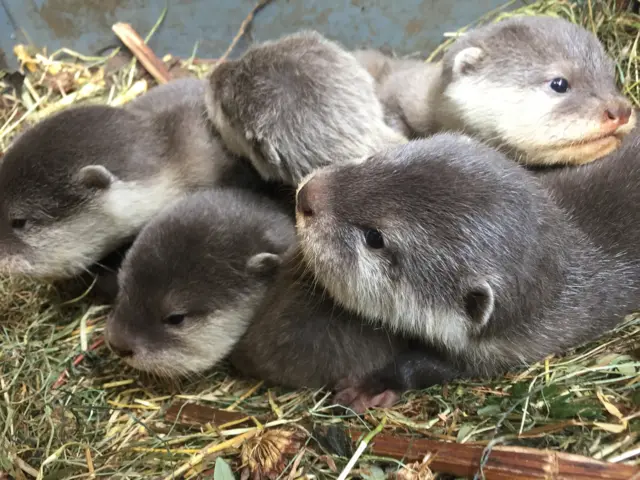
[0,0,522,71]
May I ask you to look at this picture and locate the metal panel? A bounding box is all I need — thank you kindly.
[0,0,522,70]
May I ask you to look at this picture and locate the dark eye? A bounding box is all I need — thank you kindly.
[549,77,570,93]
[364,229,385,249]
[164,314,185,326]
[10,218,27,230]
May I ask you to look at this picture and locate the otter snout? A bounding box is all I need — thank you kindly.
[296,172,328,218]
[602,101,634,131]
[105,322,134,359]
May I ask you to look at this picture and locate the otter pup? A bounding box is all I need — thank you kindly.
[205,30,406,186]
[355,16,636,166]
[0,78,278,281]
[106,188,412,404]
[296,134,640,408]
[536,129,640,263]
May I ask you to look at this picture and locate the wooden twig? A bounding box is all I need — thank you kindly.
[52,337,105,390]
[111,23,172,84]
[165,401,259,428]
[163,401,639,479]
[218,0,275,64]
[350,431,640,480]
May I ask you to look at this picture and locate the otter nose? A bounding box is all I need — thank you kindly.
[108,341,134,358]
[106,325,135,358]
[603,103,633,128]
[296,182,314,217]
[296,174,326,218]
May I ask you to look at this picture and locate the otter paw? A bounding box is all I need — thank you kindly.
[333,378,399,414]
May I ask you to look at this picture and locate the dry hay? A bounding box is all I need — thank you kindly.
[0,1,639,479]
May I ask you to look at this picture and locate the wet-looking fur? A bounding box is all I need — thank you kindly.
[205,30,406,186]
[354,15,636,167]
[296,133,640,406]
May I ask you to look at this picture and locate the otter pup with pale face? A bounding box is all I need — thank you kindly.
[105,189,296,376]
[296,134,640,408]
[355,15,636,166]
[0,78,272,281]
[106,188,414,405]
[205,30,406,186]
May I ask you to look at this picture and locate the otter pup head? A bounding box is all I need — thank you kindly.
[205,30,406,186]
[105,189,295,378]
[296,134,545,351]
[440,15,636,166]
[0,105,184,280]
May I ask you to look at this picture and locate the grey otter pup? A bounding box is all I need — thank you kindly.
[106,188,412,404]
[355,15,636,166]
[537,128,640,263]
[205,30,406,186]
[106,188,295,376]
[296,134,640,408]
[229,248,413,398]
[0,78,266,280]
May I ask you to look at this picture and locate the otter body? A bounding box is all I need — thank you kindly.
[106,188,296,375]
[296,134,640,408]
[205,30,406,186]
[356,16,636,166]
[230,250,410,393]
[106,188,410,401]
[537,129,640,262]
[0,78,276,281]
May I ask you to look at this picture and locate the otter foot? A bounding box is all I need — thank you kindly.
[333,376,400,414]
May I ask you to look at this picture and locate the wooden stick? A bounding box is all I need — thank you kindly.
[165,401,258,428]
[218,0,274,64]
[111,23,172,84]
[350,431,640,480]
[51,337,105,390]
[163,401,639,479]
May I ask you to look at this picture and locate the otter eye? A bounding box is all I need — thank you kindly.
[549,77,570,93]
[364,229,385,249]
[10,218,27,230]
[164,314,185,326]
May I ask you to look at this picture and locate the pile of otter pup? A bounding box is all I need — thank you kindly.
[1,15,638,413]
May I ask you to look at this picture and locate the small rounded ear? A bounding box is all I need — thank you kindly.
[452,47,485,77]
[463,279,494,327]
[261,140,284,169]
[246,252,282,276]
[76,165,116,190]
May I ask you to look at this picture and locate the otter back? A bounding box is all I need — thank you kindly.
[206,30,406,186]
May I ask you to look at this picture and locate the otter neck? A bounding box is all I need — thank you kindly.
[388,61,446,137]
[465,209,637,375]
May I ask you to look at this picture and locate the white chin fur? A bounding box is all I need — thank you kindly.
[13,176,186,279]
[123,299,260,378]
[444,77,612,155]
[304,232,472,353]
[0,255,36,276]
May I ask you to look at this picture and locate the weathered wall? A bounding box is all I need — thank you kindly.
[0,0,522,70]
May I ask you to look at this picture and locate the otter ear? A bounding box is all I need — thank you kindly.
[463,279,494,327]
[76,165,116,190]
[452,47,485,77]
[246,252,282,276]
[259,140,285,169]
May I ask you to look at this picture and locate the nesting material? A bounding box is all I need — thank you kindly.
[0,1,638,479]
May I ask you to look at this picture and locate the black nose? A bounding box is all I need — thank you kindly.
[107,341,134,358]
[296,182,314,217]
